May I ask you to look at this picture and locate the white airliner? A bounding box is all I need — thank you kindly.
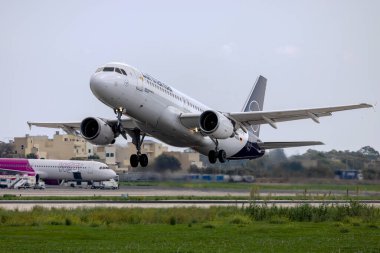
[0,158,116,182]
[28,62,372,167]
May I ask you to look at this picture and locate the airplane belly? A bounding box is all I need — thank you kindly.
[136,105,208,147]
[123,91,163,126]
[195,130,250,157]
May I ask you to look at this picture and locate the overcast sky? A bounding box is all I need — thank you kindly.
[0,0,379,155]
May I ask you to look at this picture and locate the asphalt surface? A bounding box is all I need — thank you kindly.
[2,186,250,197]
[2,185,379,197]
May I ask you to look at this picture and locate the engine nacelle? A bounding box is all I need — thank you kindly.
[199,110,234,139]
[80,117,115,145]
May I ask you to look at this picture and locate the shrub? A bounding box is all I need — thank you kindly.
[203,224,215,229]
[169,216,176,226]
[65,218,72,226]
[229,215,251,225]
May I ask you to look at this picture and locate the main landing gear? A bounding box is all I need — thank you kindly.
[114,107,148,168]
[208,139,227,164]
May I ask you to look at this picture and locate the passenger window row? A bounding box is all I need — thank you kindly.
[96,67,127,76]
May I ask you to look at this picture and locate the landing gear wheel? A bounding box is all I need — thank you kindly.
[130,154,139,168]
[208,150,217,164]
[218,150,227,163]
[139,154,148,167]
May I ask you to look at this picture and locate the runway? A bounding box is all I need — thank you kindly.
[2,185,379,197]
[1,185,379,210]
[2,186,250,197]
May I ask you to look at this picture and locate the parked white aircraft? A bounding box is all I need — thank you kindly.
[0,158,116,182]
[28,62,372,167]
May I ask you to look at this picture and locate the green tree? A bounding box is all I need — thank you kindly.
[154,154,181,172]
[188,164,201,173]
[268,149,287,165]
[88,154,100,160]
[26,153,38,159]
[358,146,379,159]
[0,142,14,158]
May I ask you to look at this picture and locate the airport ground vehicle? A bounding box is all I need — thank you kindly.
[33,181,46,189]
[91,179,119,190]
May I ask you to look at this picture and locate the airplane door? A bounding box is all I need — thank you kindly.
[133,70,144,91]
[73,172,82,180]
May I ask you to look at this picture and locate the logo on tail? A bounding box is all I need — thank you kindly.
[242,75,267,136]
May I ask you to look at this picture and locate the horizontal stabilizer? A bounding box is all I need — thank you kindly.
[258,141,324,149]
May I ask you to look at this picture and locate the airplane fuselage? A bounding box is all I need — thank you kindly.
[0,158,117,181]
[90,63,264,160]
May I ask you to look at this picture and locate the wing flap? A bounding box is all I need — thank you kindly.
[258,141,324,149]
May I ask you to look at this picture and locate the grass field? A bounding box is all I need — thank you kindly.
[0,203,379,252]
[1,222,379,252]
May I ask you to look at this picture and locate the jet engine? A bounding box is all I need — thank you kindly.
[199,110,234,139]
[80,117,115,145]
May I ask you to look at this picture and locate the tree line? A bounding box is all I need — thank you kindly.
[194,146,379,180]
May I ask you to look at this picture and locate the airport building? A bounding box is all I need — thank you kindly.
[13,132,87,160]
[93,145,116,165]
[163,149,203,171]
[115,140,169,170]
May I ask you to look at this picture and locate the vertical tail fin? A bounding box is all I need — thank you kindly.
[241,75,267,136]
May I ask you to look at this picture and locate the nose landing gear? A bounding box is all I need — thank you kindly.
[114,107,128,141]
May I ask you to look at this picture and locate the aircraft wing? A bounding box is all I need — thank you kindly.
[27,121,82,135]
[257,141,324,149]
[27,118,137,135]
[179,103,372,130]
[228,103,372,129]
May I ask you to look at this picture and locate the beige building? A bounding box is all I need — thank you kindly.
[13,132,87,160]
[116,140,169,168]
[163,149,203,171]
[94,145,116,165]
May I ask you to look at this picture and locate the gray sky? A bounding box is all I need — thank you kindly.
[0,0,379,155]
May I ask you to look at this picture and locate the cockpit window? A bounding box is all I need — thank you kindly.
[103,67,114,72]
[120,69,127,75]
[97,66,127,76]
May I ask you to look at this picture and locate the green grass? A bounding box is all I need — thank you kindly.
[0,222,379,252]
[0,202,378,226]
[0,204,379,252]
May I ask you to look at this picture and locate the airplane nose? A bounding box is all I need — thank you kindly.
[90,72,111,98]
[109,169,117,179]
